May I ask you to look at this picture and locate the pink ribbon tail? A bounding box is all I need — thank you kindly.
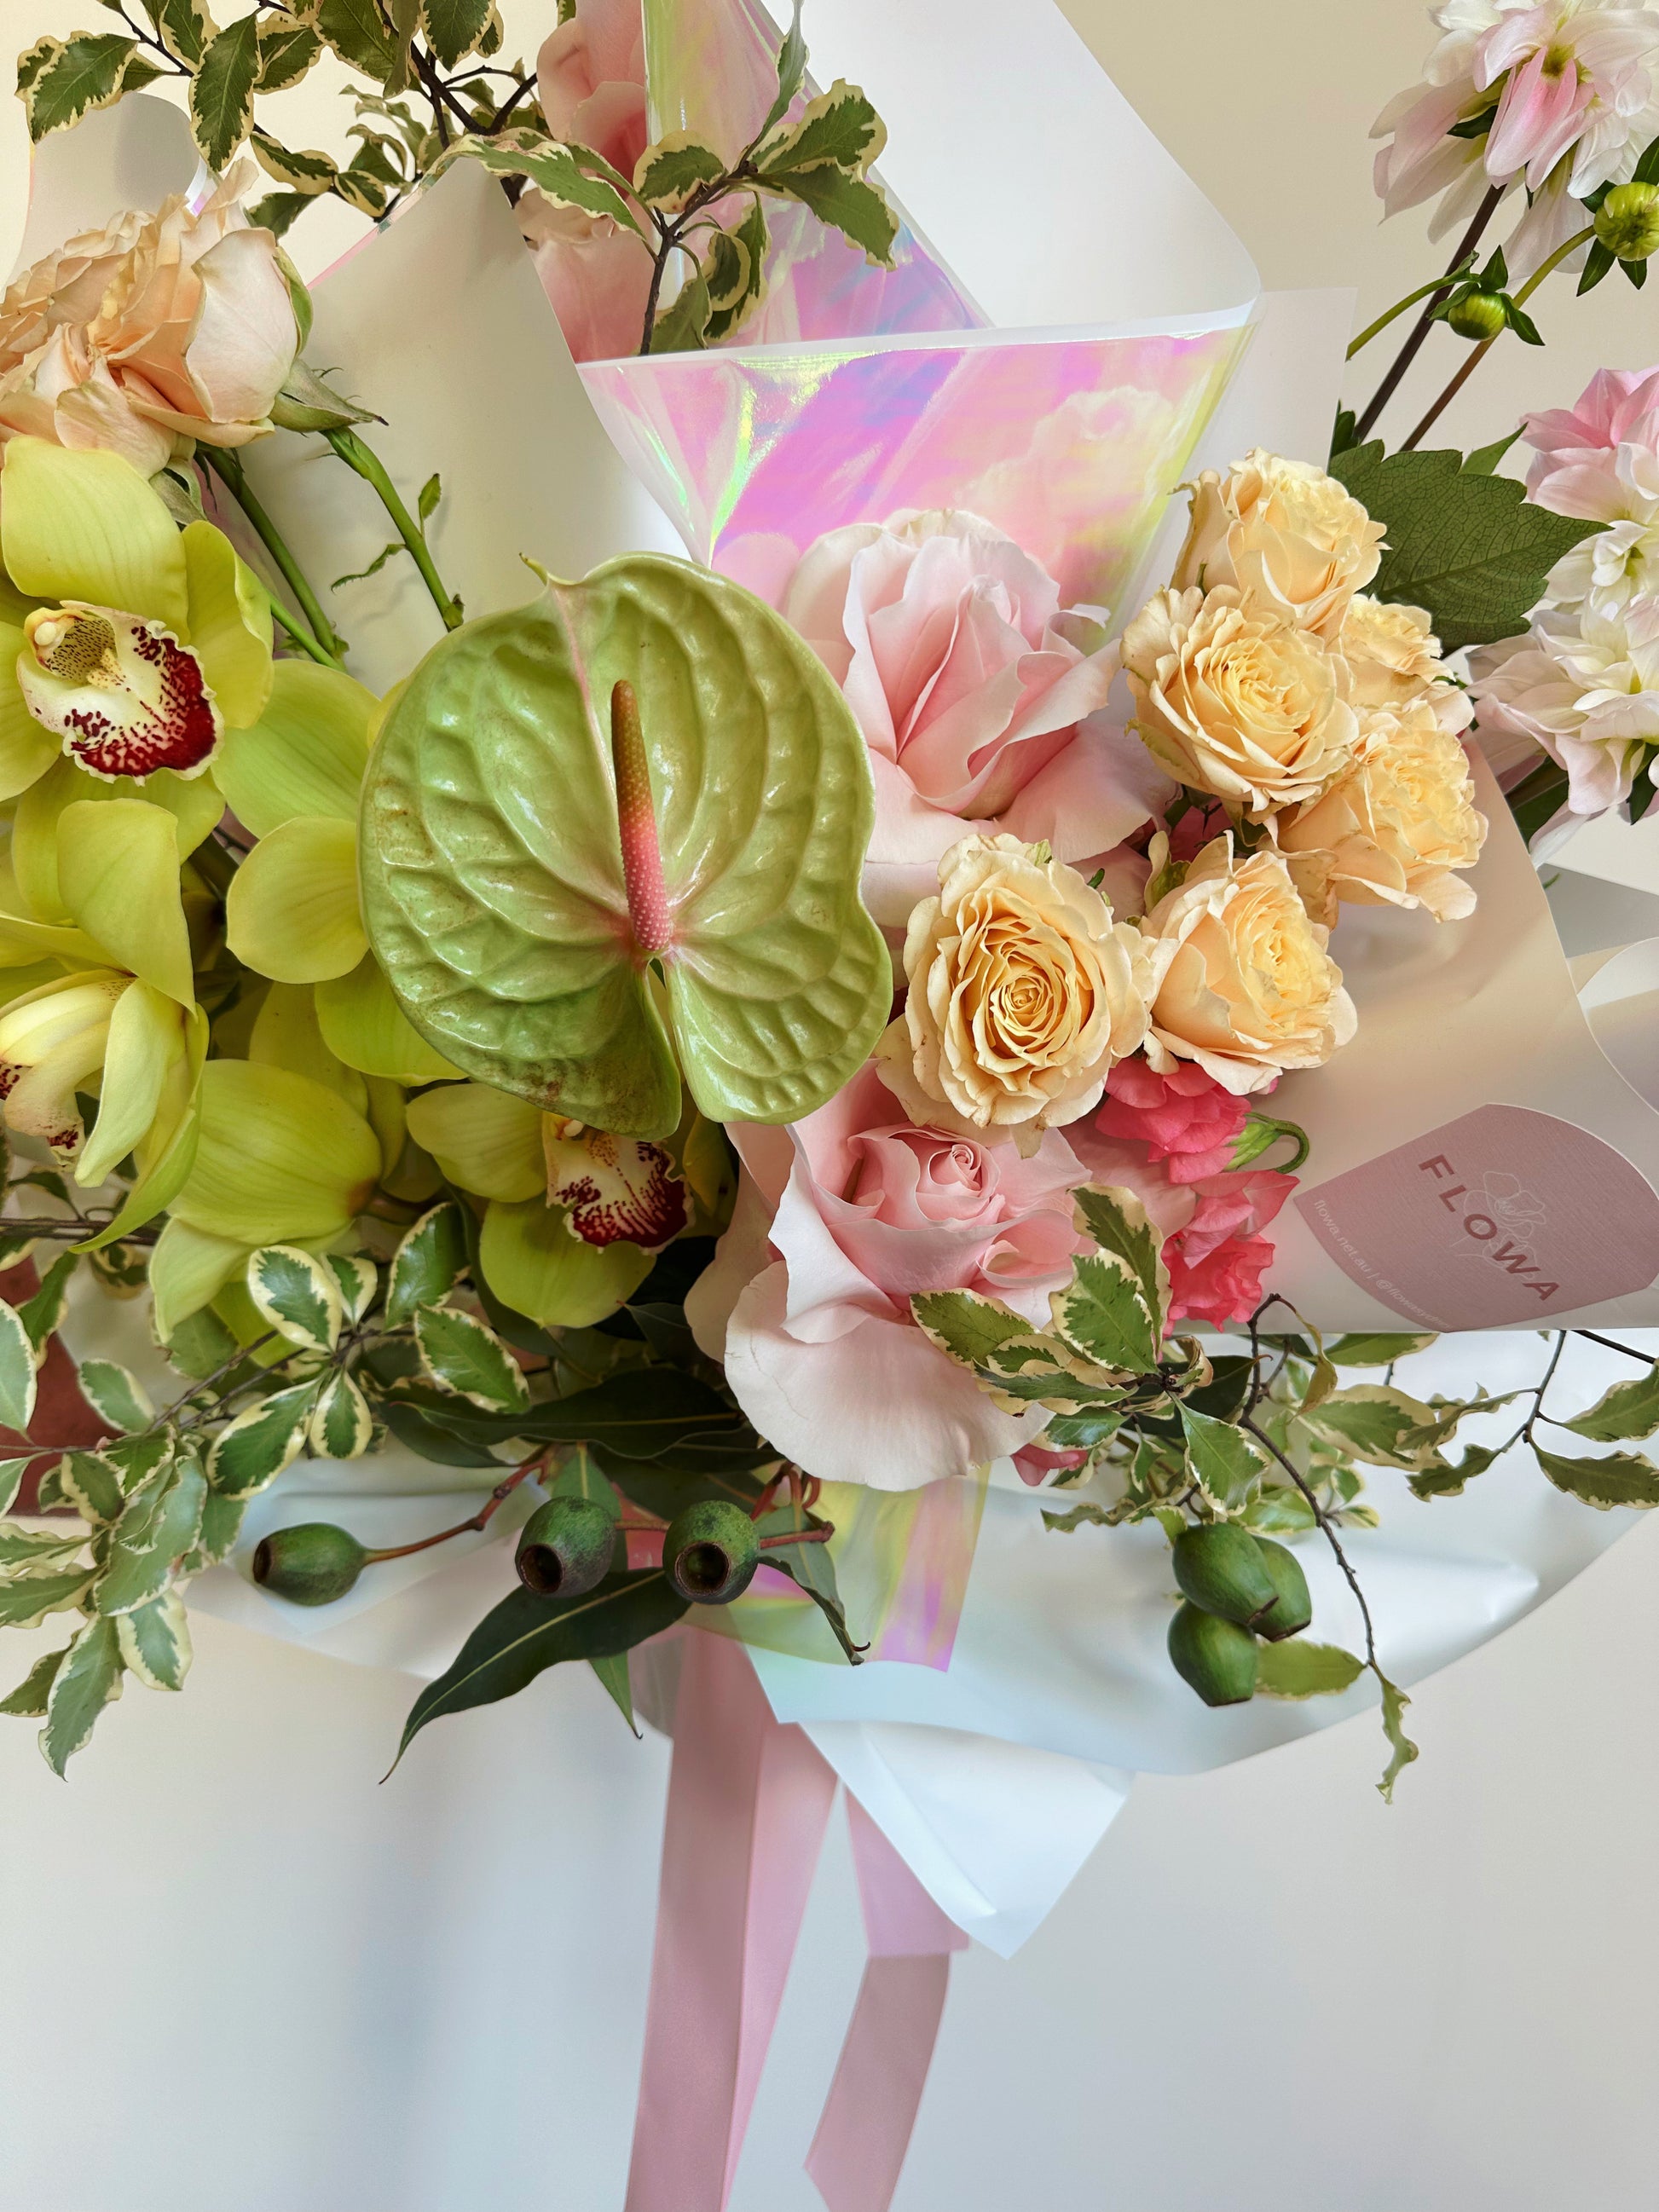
[625,1632,965,2212]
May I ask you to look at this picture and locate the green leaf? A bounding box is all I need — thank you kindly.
[251,130,339,194]
[762,165,898,268]
[754,1499,864,1662]
[1325,1332,1438,1366]
[759,0,806,136]
[432,134,645,234]
[19,1249,77,1354]
[0,1455,33,1516]
[361,558,890,1140]
[633,134,726,211]
[165,1303,240,1381]
[414,1305,529,1412]
[0,1645,68,1718]
[1179,1404,1269,1513]
[18,32,156,141]
[650,265,712,354]
[1377,1673,1419,1802]
[1559,1366,1659,1443]
[1304,1385,1446,1470]
[587,1650,638,1731]
[0,1568,94,1631]
[1256,1640,1365,1700]
[206,1381,318,1499]
[516,1370,754,1464]
[1041,1499,1113,1533]
[315,0,397,77]
[247,192,314,241]
[1463,428,1523,475]
[309,1368,374,1458]
[1072,1184,1169,1332]
[247,1245,343,1355]
[190,13,261,170]
[39,1614,124,1774]
[1329,442,1601,654]
[150,0,215,68]
[95,1453,205,1616]
[417,473,442,525]
[0,1526,85,1571]
[257,20,321,90]
[0,1298,38,1432]
[57,1449,125,1525]
[909,1289,1033,1367]
[703,198,770,345]
[1408,1440,1503,1499]
[379,1396,509,1467]
[76,1359,153,1435]
[1051,1255,1159,1375]
[194,1488,246,1567]
[393,1572,689,1766]
[385,1201,470,1326]
[420,0,494,67]
[1535,1443,1659,1510]
[754,78,886,176]
[117,1588,192,1690]
[327,1253,379,1325]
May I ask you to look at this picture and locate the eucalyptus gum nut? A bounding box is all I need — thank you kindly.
[516,1496,616,1599]
[358,556,891,1141]
[663,1498,760,1607]
[1251,1536,1313,1641]
[252,1522,367,1607]
[1172,1522,1279,1626]
[1167,1602,1259,1707]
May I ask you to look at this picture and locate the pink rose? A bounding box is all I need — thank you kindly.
[525,0,652,363]
[1524,364,1659,523]
[685,1062,1089,1489]
[1091,1059,1255,1186]
[784,511,1170,924]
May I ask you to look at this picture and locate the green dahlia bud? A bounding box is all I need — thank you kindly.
[663,1499,760,1606]
[252,1522,367,1607]
[516,1496,616,1599]
[1596,181,1659,262]
[1446,290,1509,342]
[1168,1603,1259,1707]
[1251,1537,1313,1641]
[1172,1522,1278,1626]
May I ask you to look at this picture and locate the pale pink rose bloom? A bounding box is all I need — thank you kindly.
[524,0,653,363]
[0,165,298,473]
[784,510,1168,925]
[685,1061,1089,1489]
[1523,363,1659,523]
[1471,594,1659,820]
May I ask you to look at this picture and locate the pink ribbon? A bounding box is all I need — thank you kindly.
[626,1630,967,2212]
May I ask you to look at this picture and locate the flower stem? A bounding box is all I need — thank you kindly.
[203,448,347,665]
[1346,261,1477,360]
[267,597,337,667]
[1353,184,1504,442]
[1401,223,1596,452]
[324,428,463,631]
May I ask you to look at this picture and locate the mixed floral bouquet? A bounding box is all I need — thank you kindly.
[1,0,1658,1832]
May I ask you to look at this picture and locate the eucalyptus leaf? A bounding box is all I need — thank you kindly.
[360,558,889,1140]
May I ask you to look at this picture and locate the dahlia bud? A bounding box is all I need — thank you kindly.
[1595,181,1659,263]
[1446,291,1509,342]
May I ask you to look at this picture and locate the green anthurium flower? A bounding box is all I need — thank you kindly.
[0,800,206,1223]
[0,438,273,796]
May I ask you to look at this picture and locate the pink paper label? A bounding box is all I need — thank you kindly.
[1295,1104,1659,1326]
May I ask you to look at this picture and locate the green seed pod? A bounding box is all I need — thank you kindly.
[251,1522,367,1608]
[1168,1603,1259,1707]
[1251,1537,1313,1641]
[1595,181,1659,263]
[1446,290,1508,341]
[1172,1522,1278,1626]
[663,1499,760,1607]
[516,1496,616,1599]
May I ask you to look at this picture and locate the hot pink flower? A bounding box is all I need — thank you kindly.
[1167,1233,1279,1327]
[1524,362,1659,522]
[1091,1060,1255,1186]
[1010,1441,1090,1487]
[685,1062,1089,1489]
[784,511,1169,925]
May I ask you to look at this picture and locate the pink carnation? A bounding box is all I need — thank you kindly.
[685,1063,1090,1489]
[1091,1060,1255,1186]
[1524,364,1659,524]
[1167,1233,1278,1328]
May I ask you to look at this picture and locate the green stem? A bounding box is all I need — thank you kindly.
[1346,261,1477,360]
[267,597,336,667]
[203,448,346,664]
[1402,224,1597,452]
[325,429,462,631]
[1512,223,1598,307]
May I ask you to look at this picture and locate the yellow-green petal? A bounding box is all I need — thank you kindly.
[15,758,224,921]
[170,1059,381,1244]
[315,956,456,1083]
[225,816,364,984]
[76,979,182,1185]
[214,661,373,836]
[404,1082,545,1201]
[149,1218,249,1340]
[479,1197,650,1326]
[78,1004,208,1249]
[249,982,369,1113]
[56,799,194,1002]
[0,625,60,801]
[182,521,273,730]
[0,439,188,632]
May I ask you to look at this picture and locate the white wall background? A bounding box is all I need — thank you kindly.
[5,4,1659,2209]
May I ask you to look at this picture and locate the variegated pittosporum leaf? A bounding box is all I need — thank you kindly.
[359,556,890,1140]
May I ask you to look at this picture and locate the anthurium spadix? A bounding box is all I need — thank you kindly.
[0,437,272,794]
[360,556,892,1141]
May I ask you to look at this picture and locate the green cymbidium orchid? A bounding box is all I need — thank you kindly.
[0,436,272,798]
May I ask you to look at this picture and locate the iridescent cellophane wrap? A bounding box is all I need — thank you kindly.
[587,0,1253,615]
